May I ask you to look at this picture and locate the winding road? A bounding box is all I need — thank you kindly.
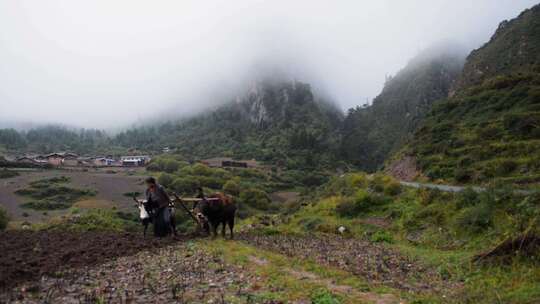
[399,181,534,195]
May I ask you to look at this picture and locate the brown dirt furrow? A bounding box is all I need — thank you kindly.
[0,230,186,291]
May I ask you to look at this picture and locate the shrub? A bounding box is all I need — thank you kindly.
[457,188,479,209]
[336,191,390,217]
[454,168,473,183]
[157,173,174,188]
[223,180,240,196]
[0,206,9,230]
[418,188,441,206]
[162,159,181,173]
[384,181,402,196]
[348,173,368,188]
[497,159,518,175]
[171,177,200,195]
[198,175,224,189]
[335,197,358,217]
[370,230,394,243]
[191,163,213,176]
[455,203,493,233]
[298,217,324,231]
[239,188,272,210]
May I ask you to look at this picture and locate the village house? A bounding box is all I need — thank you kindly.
[93,157,117,167]
[16,156,48,165]
[121,155,150,167]
[200,157,259,169]
[62,153,80,166]
[44,152,79,166]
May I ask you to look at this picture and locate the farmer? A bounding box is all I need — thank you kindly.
[145,177,173,237]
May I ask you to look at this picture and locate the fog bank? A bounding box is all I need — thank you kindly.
[0,0,537,128]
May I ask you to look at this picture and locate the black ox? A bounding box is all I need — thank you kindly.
[193,192,236,239]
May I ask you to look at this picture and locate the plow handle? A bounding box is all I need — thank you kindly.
[172,193,201,224]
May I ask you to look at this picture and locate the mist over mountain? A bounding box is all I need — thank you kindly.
[115,79,344,174]
[340,44,467,171]
[0,1,537,129]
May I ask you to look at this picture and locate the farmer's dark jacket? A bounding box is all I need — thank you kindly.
[145,184,171,208]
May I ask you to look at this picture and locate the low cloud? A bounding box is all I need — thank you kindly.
[0,0,537,128]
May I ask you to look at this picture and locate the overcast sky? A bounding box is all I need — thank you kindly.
[0,0,538,129]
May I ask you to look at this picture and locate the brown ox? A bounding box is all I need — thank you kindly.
[194,192,236,239]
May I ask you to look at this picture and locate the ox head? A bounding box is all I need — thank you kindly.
[134,199,150,220]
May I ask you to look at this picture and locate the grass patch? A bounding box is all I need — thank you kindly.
[16,176,96,210]
[36,209,139,232]
[197,239,395,304]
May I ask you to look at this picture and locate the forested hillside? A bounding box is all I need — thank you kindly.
[340,45,466,171]
[0,126,113,155]
[400,3,540,186]
[455,4,540,90]
[115,80,344,171]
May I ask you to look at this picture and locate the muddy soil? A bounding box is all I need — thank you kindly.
[0,230,184,292]
[1,238,270,304]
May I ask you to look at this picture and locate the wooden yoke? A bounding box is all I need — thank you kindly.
[171,193,202,225]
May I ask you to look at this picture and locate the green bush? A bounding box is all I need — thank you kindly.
[454,168,473,183]
[171,177,200,195]
[336,191,390,217]
[198,175,224,189]
[457,188,479,208]
[157,173,175,188]
[223,180,240,196]
[418,188,441,206]
[239,188,272,210]
[370,230,394,243]
[455,203,493,233]
[298,217,324,231]
[191,163,213,176]
[163,159,181,173]
[0,206,9,230]
[384,181,402,196]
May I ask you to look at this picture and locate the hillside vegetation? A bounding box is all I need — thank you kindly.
[399,4,540,186]
[260,173,540,303]
[407,69,540,185]
[341,46,465,171]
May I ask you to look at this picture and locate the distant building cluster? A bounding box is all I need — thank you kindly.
[9,152,151,167]
[200,157,259,169]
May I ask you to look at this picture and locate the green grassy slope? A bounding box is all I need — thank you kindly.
[397,4,540,187]
[266,173,540,303]
[408,70,540,185]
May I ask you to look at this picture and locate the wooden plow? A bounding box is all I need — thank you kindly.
[171,193,220,232]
